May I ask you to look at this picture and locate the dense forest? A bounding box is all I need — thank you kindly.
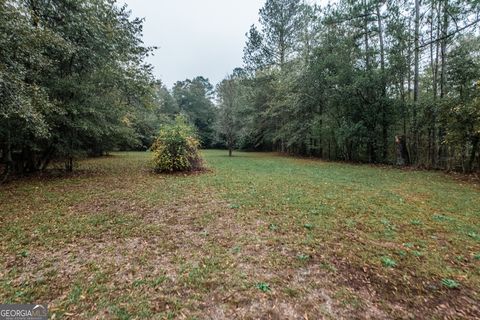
[216,0,480,173]
[0,0,156,179]
[1,0,480,183]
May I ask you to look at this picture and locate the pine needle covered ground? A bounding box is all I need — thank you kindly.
[0,151,479,319]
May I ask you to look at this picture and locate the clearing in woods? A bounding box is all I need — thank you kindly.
[0,151,479,319]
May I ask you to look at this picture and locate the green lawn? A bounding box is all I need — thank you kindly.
[0,150,479,319]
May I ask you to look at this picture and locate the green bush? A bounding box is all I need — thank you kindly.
[151,116,203,173]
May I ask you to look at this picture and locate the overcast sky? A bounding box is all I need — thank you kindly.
[123,0,331,88]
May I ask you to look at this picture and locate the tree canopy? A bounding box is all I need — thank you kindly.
[0,0,161,178]
[219,0,480,172]
[2,0,479,177]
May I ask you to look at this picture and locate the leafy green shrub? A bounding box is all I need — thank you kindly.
[151,116,202,173]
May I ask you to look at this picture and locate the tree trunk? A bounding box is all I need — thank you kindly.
[38,146,54,171]
[400,74,407,136]
[364,3,370,71]
[438,1,449,168]
[412,0,420,164]
[407,17,412,102]
[364,1,376,163]
[396,135,410,166]
[376,0,388,162]
[430,0,441,168]
[65,156,74,173]
[0,130,13,184]
[466,136,479,173]
[229,147,233,157]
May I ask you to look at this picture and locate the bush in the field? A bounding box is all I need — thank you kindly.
[151,116,202,173]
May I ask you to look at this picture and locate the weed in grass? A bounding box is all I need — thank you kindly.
[303,223,314,230]
[467,231,480,241]
[133,279,148,287]
[397,250,407,257]
[404,242,414,248]
[255,282,271,292]
[229,204,240,209]
[151,276,168,288]
[381,256,397,268]
[411,219,422,226]
[381,219,396,231]
[474,253,480,260]
[297,254,310,262]
[381,219,397,239]
[441,279,460,289]
[432,214,454,222]
[268,223,279,231]
[68,284,83,304]
[411,250,423,257]
[319,262,337,272]
[231,246,241,254]
[19,250,28,258]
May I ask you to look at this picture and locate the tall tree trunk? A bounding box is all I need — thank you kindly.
[364,3,370,71]
[364,1,375,162]
[412,0,420,164]
[376,0,388,162]
[407,17,412,102]
[438,0,449,168]
[432,1,441,168]
[428,2,434,167]
[401,79,407,136]
[406,17,412,140]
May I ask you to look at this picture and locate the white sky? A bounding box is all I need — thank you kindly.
[123,0,332,88]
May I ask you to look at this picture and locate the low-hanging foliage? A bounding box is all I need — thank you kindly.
[151,116,203,173]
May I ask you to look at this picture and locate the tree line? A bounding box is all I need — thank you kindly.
[2,0,479,182]
[0,0,217,182]
[215,0,480,173]
[0,0,157,180]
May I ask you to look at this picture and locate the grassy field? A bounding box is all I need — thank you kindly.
[0,150,479,319]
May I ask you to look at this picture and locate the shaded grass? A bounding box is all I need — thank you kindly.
[0,150,479,319]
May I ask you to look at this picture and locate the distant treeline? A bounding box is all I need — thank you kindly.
[215,0,480,173]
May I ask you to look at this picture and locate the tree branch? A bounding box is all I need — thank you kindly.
[418,17,480,49]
